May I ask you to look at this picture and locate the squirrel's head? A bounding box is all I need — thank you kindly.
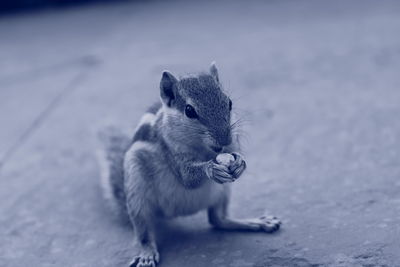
[160,62,232,154]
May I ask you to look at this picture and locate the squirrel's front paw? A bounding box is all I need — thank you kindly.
[206,161,235,184]
[215,152,246,179]
[228,152,246,179]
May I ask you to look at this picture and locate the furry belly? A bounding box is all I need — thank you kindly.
[156,177,227,218]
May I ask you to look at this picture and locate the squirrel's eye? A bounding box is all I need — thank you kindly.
[185,104,198,119]
[229,99,232,111]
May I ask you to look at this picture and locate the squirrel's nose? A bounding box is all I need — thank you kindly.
[210,145,223,153]
[212,127,232,149]
[220,131,232,146]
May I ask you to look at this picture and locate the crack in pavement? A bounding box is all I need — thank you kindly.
[0,71,88,172]
[0,55,99,87]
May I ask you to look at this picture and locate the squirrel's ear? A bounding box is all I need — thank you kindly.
[210,61,219,83]
[160,71,178,107]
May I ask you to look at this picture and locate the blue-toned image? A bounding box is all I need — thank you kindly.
[1,1,399,266]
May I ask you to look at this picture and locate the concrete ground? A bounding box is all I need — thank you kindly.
[1,0,400,266]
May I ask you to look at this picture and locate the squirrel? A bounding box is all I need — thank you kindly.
[97,62,281,267]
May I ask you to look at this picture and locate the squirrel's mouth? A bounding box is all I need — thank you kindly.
[210,145,223,153]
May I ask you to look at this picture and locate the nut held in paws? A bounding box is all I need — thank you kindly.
[216,153,235,166]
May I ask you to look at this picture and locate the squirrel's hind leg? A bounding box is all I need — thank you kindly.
[128,214,159,267]
[208,195,281,233]
[124,142,160,267]
[126,191,159,267]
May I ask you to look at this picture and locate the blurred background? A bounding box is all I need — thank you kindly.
[1,0,400,266]
[0,0,114,12]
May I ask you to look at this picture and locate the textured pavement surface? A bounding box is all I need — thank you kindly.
[1,0,400,266]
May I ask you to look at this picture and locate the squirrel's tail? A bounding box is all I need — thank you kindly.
[96,126,131,222]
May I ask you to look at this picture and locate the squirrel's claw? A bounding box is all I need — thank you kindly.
[206,162,235,184]
[129,249,159,267]
[229,152,247,179]
[206,153,247,184]
[257,215,282,233]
